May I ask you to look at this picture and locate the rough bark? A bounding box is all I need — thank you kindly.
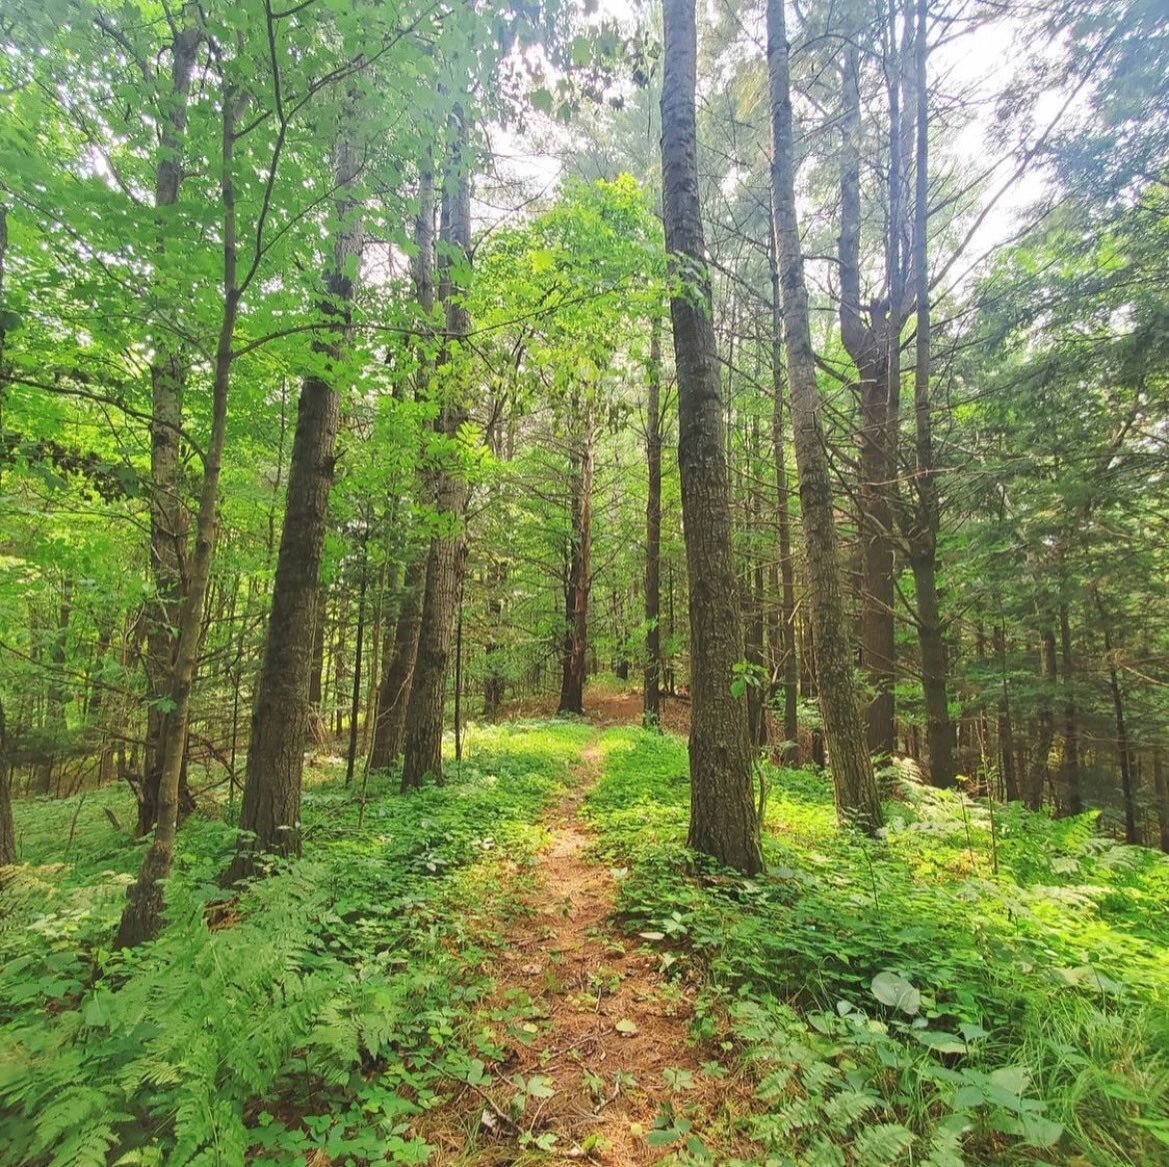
[768,232,798,758]
[1027,629,1057,812]
[905,0,957,789]
[767,0,882,832]
[558,418,594,716]
[1153,748,1169,854]
[142,22,201,835]
[400,113,472,791]
[345,542,369,786]
[838,42,896,758]
[229,132,363,881]
[371,160,436,762]
[116,89,239,948]
[1096,591,1137,843]
[1059,601,1081,814]
[0,697,15,867]
[994,625,1019,801]
[745,420,768,749]
[661,0,762,874]
[371,557,423,766]
[644,315,663,728]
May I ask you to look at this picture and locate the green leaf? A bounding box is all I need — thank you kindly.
[871,971,921,1016]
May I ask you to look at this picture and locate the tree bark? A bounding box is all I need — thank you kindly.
[1059,601,1081,814]
[838,42,896,759]
[644,314,663,728]
[1095,590,1137,843]
[116,88,239,948]
[229,131,363,880]
[0,696,15,867]
[371,159,436,763]
[768,231,798,759]
[1152,747,1169,854]
[371,558,423,766]
[904,0,957,789]
[558,416,593,716]
[661,0,762,874]
[141,22,201,835]
[1026,629,1057,812]
[401,112,473,791]
[345,541,369,786]
[767,0,882,832]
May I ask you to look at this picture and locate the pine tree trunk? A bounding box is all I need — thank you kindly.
[1059,601,1081,813]
[768,0,881,832]
[838,41,896,760]
[0,697,15,867]
[661,0,762,874]
[558,419,593,716]
[906,0,956,789]
[768,250,799,759]
[401,112,473,792]
[229,132,362,880]
[1027,630,1057,811]
[1152,747,1169,853]
[644,315,663,728]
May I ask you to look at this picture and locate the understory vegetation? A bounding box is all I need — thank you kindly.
[2,718,1166,1165]
[0,722,591,1166]
[586,729,1169,1166]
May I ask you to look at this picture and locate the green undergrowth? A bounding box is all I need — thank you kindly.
[0,718,593,1167]
[584,727,1169,1167]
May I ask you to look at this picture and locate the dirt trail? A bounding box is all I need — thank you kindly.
[424,735,737,1165]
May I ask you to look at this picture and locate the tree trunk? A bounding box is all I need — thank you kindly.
[838,41,896,759]
[307,605,327,742]
[1027,630,1057,812]
[767,0,881,832]
[1096,591,1137,843]
[1152,747,1169,854]
[768,235,798,759]
[644,314,663,728]
[116,89,239,949]
[1059,601,1081,813]
[0,696,15,867]
[660,0,762,874]
[345,541,369,786]
[139,23,201,835]
[371,159,436,761]
[401,113,472,791]
[371,557,423,766]
[905,0,956,790]
[745,420,768,749]
[558,418,593,716]
[229,131,362,881]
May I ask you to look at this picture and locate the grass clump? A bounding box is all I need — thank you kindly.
[585,726,1169,1166]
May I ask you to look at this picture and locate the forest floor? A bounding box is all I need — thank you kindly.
[3,695,1169,1166]
[417,733,752,1164]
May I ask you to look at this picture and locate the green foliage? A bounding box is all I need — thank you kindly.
[586,728,1169,1165]
[0,720,591,1166]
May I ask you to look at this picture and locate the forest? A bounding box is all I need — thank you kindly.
[0,0,1167,1163]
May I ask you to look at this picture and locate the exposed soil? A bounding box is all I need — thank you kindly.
[419,734,751,1165]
